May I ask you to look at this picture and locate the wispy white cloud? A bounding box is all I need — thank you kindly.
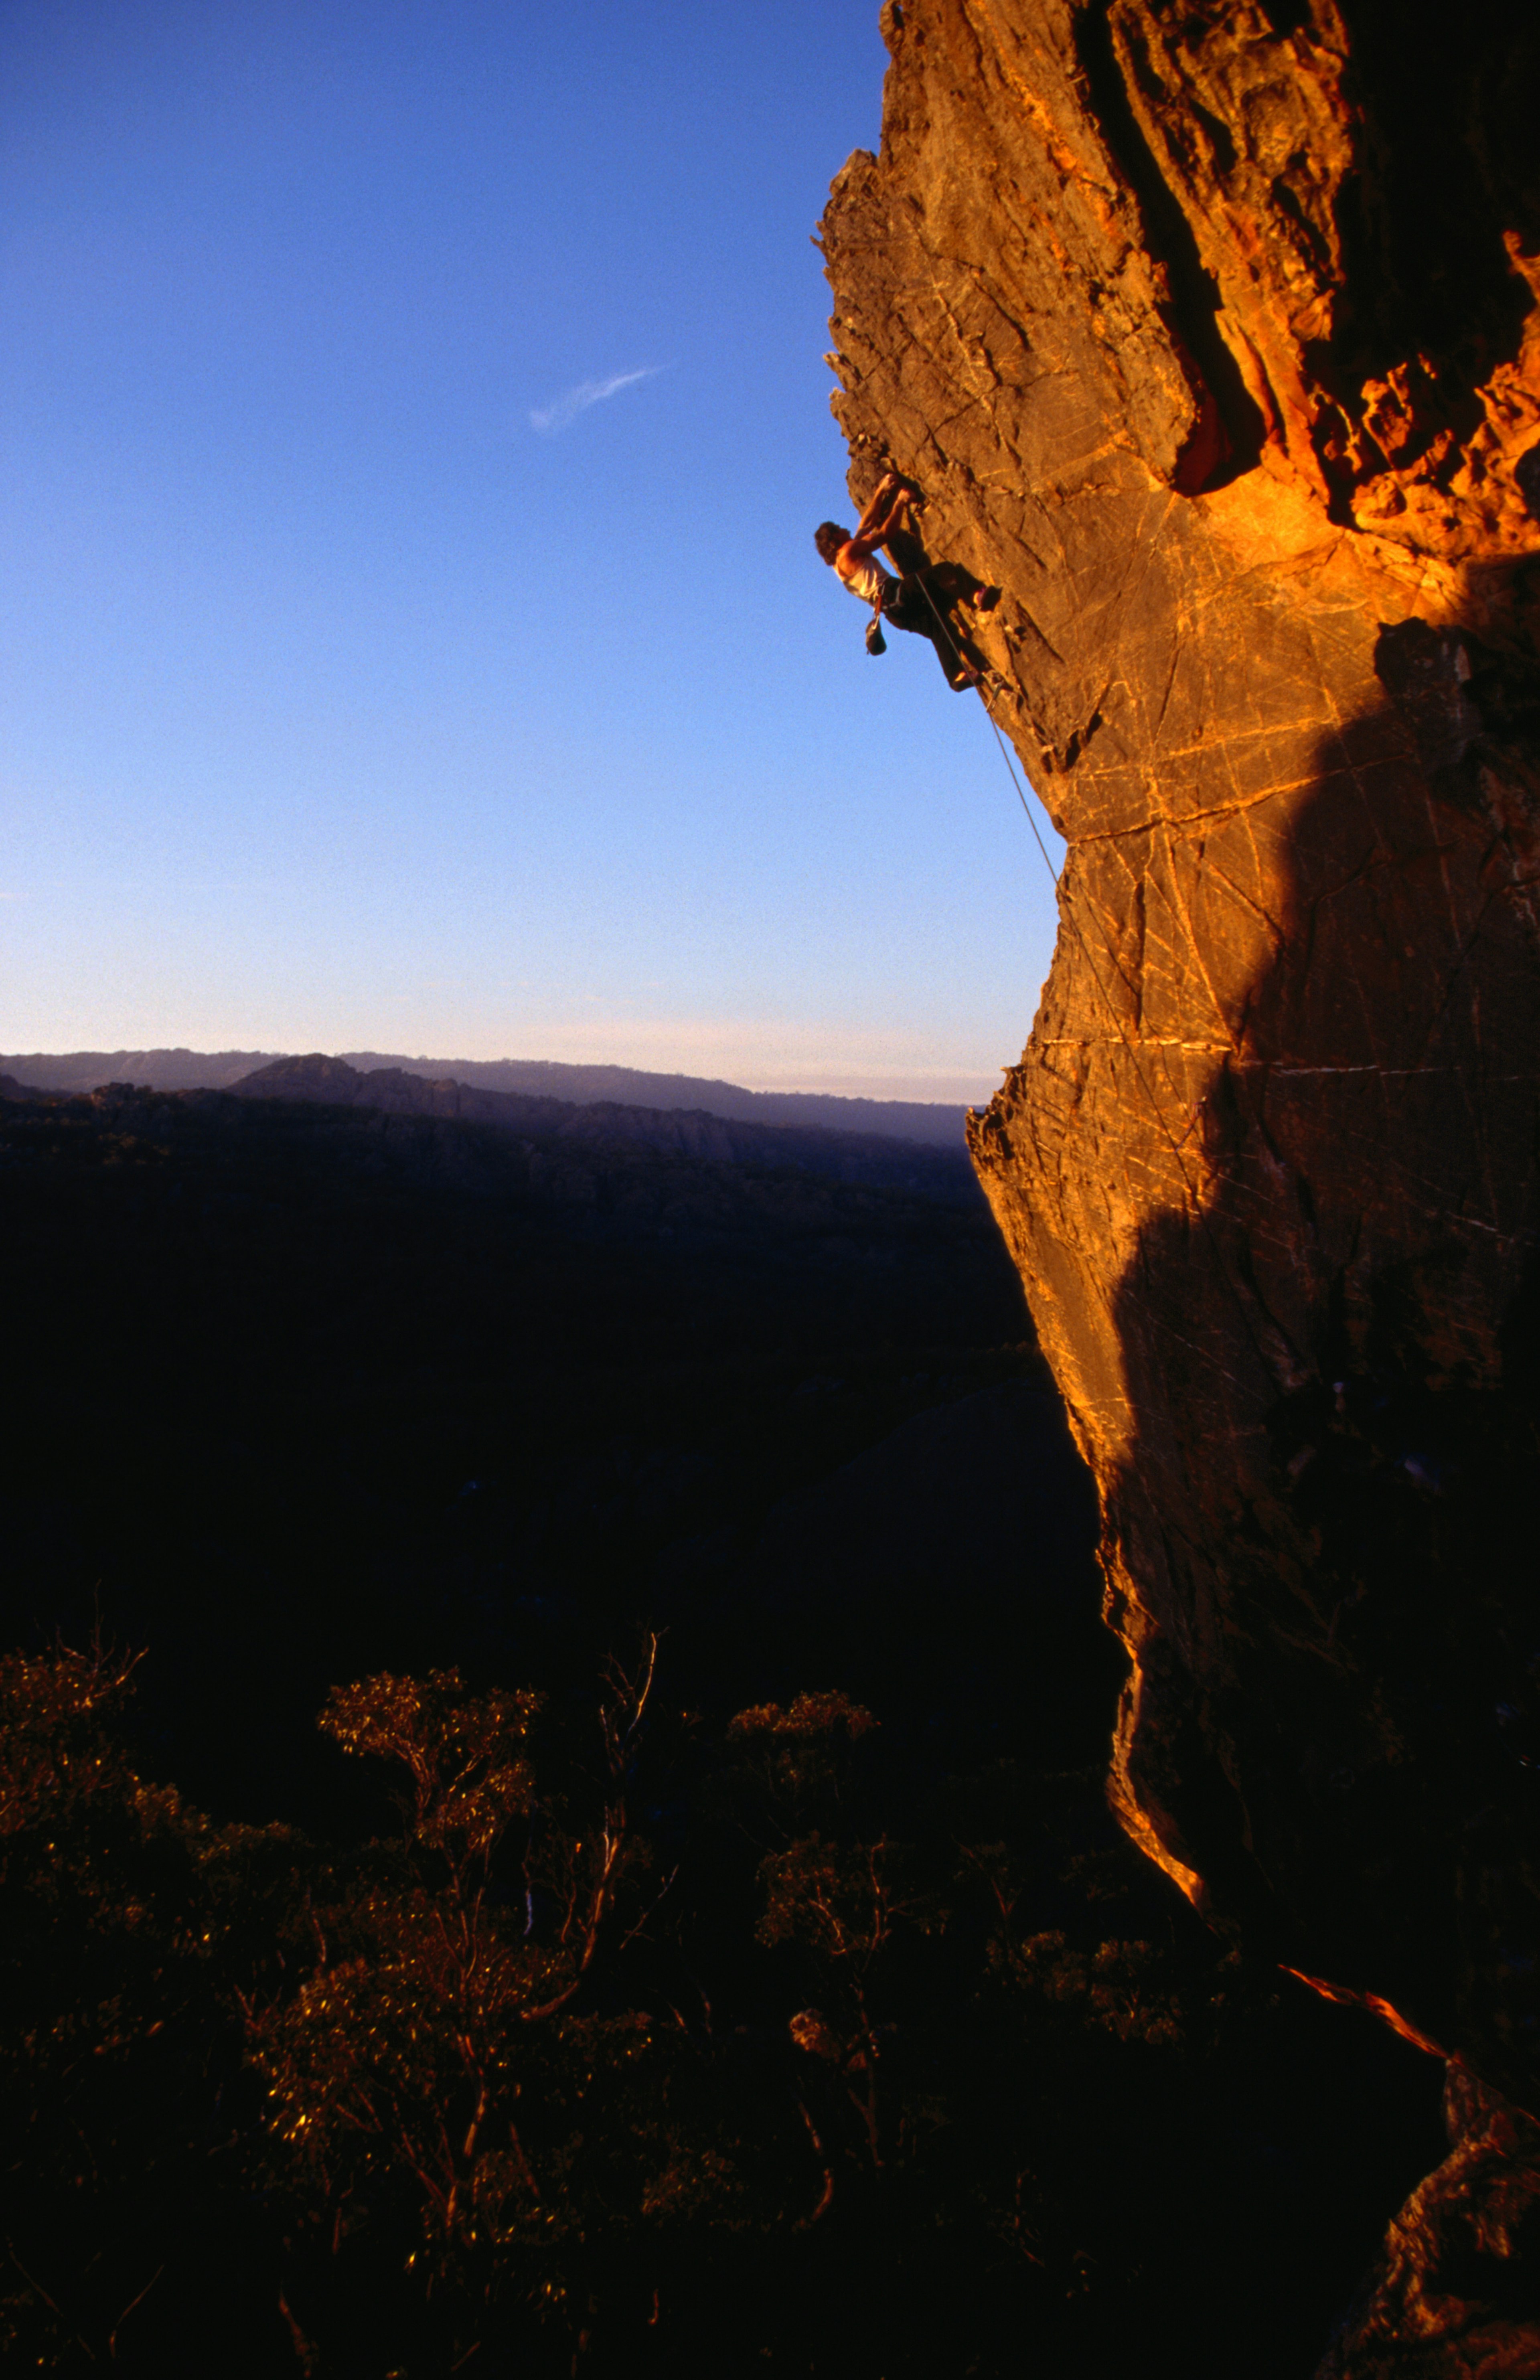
[529,365,664,435]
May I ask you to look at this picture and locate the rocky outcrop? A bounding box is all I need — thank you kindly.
[1317,2067,1540,2378]
[820,0,1540,2160]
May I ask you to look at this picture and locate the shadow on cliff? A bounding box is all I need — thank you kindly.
[1101,592,1540,2116]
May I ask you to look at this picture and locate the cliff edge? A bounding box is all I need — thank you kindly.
[820,0,1540,2308]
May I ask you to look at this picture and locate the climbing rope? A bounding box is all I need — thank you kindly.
[902,548,1277,1379]
[903,559,1172,1087]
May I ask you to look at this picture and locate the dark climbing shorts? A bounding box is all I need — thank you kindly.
[880,577,936,635]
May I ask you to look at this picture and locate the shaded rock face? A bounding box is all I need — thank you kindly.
[1317,2067,1540,2378]
[820,0,1540,2125]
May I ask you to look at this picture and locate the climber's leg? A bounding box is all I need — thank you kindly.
[881,510,1000,609]
[912,609,979,688]
[929,559,1002,611]
[882,579,980,688]
[933,635,980,690]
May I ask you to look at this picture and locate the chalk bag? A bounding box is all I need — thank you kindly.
[865,616,887,656]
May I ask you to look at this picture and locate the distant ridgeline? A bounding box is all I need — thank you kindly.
[0,1047,970,1149]
[0,1055,978,1206]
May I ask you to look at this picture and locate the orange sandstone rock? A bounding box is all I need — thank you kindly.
[1317,2066,1540,2377]
[821,0,1540,2132]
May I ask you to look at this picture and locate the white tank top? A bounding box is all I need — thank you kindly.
[841,551,895,606]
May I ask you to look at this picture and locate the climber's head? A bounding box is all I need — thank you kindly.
[814,521,848,565]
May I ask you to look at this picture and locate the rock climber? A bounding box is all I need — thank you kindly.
[814,471,1001,690]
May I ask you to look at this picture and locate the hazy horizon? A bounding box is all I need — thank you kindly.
[1,1037,1003,1110]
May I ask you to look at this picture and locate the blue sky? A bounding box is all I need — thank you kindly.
[0,0,1061,1102]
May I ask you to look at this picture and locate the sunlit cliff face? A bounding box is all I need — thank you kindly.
[819,0,1540,2112]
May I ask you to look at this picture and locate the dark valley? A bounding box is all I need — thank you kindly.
[1,1076,1445,2374]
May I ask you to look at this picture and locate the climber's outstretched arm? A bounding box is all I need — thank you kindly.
[851,473,910,551]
